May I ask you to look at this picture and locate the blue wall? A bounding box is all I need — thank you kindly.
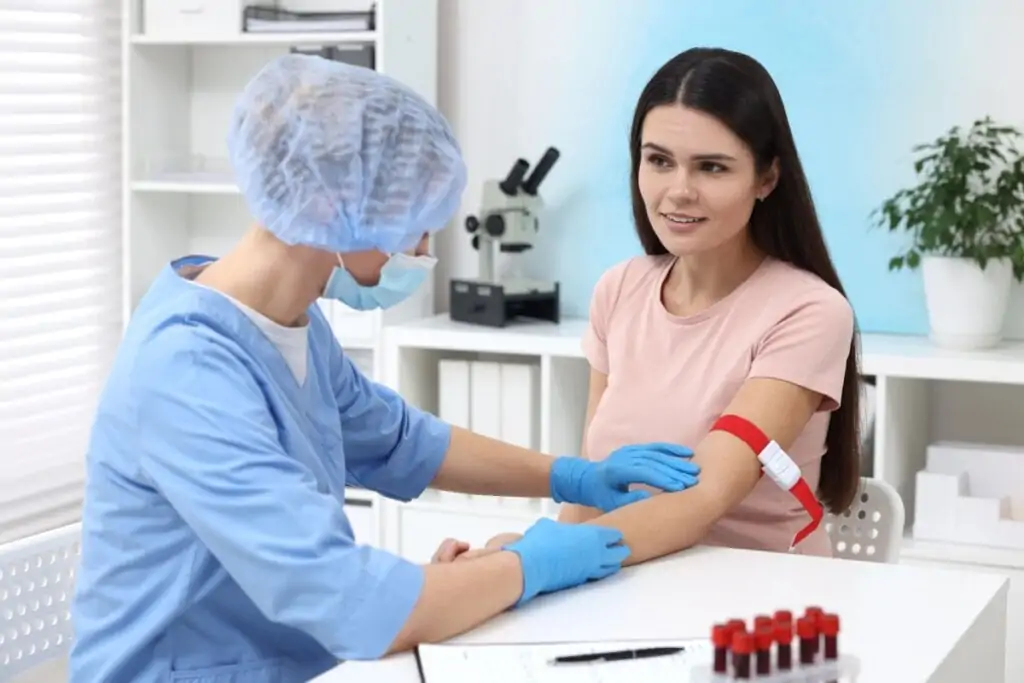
[522,1,974,335]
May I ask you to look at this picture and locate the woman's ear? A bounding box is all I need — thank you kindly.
[758,158,780,200]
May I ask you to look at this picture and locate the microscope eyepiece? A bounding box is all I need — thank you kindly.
[499,159,530,196]
[521,147,560,196]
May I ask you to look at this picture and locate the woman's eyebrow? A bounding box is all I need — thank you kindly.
[640,142,737,162]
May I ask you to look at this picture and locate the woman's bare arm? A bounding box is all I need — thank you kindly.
[584,376,823,566]
[556,368,607,524]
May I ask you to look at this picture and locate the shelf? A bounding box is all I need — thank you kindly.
[861,333,1024,384]
[122,0,438,330]
[132,179,239,195]
[129,31,377,47]
[386,318,1024,386]
[384,314,589,358]
[901,533,1024,571]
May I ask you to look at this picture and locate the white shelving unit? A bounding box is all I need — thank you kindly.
[121,0,439,544]
[121,0,439,368]
[372,313,1024,680]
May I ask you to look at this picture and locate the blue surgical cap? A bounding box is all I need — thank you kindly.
[227,54,467,254]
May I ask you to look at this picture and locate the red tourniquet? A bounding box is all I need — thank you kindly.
[710,414,824,549]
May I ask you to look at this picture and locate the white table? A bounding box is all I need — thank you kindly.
[313,546,1010,682]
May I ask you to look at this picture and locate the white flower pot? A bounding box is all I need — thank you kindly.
[921,255,1013,350]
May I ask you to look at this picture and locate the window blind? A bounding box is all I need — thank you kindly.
[0,0,123,543]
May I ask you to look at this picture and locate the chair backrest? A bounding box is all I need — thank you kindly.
[824,477,905,564]
[0,523,81,681]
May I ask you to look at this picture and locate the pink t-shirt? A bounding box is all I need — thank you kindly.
[581,255,855,557]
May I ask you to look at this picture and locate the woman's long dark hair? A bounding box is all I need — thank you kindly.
[629,47,861,513]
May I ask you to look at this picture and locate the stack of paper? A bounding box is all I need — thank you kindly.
[416,639,712,683]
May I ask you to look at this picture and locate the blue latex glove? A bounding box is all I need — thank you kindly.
[549,442,699,512]
[503,517,628,605]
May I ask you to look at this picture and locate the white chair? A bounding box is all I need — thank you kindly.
[825,477,905,564]
[0,523,81,682]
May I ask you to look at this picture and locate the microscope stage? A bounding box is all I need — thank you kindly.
[449,277,560,328]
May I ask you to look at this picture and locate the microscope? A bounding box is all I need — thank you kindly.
[449,147,561,328]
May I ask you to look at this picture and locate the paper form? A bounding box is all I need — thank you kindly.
[415,638,711,683]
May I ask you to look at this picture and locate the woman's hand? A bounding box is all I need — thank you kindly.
[430,533,525,564]
[430,537,471,563]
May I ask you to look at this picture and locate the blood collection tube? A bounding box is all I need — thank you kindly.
[821,613,840,683]
[774,620,794,671]
[821,613,840,660]
[803,606,824,655]
[711,623,731,675]
[731,630,753,679]
[754,626,773,676]
[725,618,746,671]
[797,616,817,666]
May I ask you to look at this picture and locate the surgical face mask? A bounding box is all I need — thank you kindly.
[323,252,437,310]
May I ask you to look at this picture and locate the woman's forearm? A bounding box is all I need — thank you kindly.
[387,551,523,654]
[585,432,762,565]
[557,502,600,524]
[584,486,723,565]
[429,426,554,498]
[553,379,823,566]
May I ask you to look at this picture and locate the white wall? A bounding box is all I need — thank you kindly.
[434,0,623,314]
[435,0,518,311]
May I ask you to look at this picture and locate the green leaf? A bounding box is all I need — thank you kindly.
[872,116,1024,275]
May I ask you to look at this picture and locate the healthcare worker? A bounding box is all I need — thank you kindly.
[68,54,699,683]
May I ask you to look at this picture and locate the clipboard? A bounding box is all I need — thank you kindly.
[414,637,712,682]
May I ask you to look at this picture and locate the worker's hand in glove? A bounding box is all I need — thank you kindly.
[502,517,629,605]
[549,442,699,512]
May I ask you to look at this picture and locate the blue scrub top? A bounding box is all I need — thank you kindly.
[68,257,452,683]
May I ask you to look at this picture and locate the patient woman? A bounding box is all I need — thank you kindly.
[436,46,861,566]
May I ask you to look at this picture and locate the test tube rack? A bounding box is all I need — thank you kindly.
[690,605,861,682]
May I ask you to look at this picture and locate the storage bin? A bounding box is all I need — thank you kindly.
[142,0,247,40]
[913,441,1024,550]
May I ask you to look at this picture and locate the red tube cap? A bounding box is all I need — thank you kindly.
[754,626,774,651]
[712,623,731,648]
[754,614,773,631]
[732,630,753,655]
[726,618,747,636]
[774,621,793,644]
[774,609,793,624]
[796,616,817,640]
[804,605,824,621]
[820,613,840,637]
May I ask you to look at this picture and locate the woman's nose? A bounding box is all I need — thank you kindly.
[666,173,697,202]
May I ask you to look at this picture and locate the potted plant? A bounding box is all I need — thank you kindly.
[873,116,1024,350]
